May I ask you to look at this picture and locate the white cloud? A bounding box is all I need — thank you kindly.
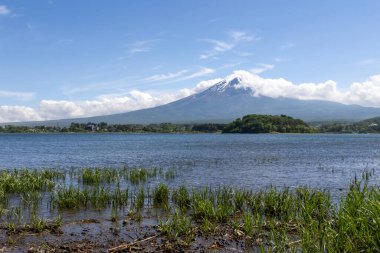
[0,5,10,15]
[143,67,215,83]
[345,75,380,106]
[177,78,224,97]
[0,75,222,123]
[200,30,260,59]
[62,67,214,98]
[199,54,213,60]
[356,58,380,66]
[226,70,342,101]
[0,90,35,101]
[251,64,274,74]
[129,40,157,54]
[280,42,295,50]
[221,62,242,69]
[200,39,234,59]
[0,106,42,123]
[0,92,169,123]
[228,30,261,42]
[274,57,288,63]
[237,52,254,57]
[144,70,188,82]
[227,70,380,107]
[202,39,233,52]
[176,67,214,81]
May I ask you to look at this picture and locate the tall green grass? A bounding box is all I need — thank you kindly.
[0,167,378,252]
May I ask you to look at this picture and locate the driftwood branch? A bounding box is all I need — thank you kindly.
[108,235,158,252]
[288,239,302,246]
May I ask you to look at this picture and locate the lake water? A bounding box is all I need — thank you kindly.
[1,133,379,197]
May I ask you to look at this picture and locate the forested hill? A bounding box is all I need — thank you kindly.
[318,116,380,133]
[222,114,315,133]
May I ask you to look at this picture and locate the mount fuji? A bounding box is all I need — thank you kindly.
[11,72,380,126]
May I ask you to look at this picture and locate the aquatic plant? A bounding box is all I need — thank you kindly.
[160,210,194,244]
[0,169,63,193]
[80,167,119,185]
[111,184,129,208]
[52,185,85,209]
[111,205,119,222]
[129,168,148,184]
[172,186,191,211]
[134,188,145,211]
[30,214,46,233]
[153,183,169,208]
[165,168,176,180]
[242,212,254,236]
[0,167,378,252]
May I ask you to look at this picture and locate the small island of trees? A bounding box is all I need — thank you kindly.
[223,114,315,133]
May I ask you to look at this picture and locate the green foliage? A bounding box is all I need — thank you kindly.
[191,123,225,133]
[242,212,254,235]
[0,122,225,133]
[223,114,315,133]
[134,188,145,211]
[318,116,380,133]
[0,167,378,252]
[129,168,148,184]
[4,114,380,134]
[172,186,191,211]
[153,184,169,208]
[161,210,194,243]
[165,168,176,180]
[81,167,119,185]
[0,169,63,194]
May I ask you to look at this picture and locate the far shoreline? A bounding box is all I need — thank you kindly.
[2,113,380,134]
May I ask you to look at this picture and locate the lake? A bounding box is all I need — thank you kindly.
[1,133,379,198]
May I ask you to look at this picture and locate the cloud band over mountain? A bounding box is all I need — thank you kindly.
[1,70,380,123]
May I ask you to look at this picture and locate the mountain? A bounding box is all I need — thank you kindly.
[6,72,380,126]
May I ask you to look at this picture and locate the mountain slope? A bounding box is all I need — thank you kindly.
[56,78,380,124]
[7,74,380,126]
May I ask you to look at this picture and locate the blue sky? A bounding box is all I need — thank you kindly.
[0,1,380,122]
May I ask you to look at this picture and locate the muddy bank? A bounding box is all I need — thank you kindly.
[2,217,255,253]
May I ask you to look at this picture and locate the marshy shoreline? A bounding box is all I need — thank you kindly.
[0,167,378,252]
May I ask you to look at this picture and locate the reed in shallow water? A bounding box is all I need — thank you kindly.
[0,167,378,252]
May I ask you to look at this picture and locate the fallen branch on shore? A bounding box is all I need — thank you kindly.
[108,235,158,252]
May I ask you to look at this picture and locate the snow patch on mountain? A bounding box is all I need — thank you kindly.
[203,70,342,102]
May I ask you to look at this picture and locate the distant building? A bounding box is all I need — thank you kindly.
[85,123,99,131]
[368,123,378,127]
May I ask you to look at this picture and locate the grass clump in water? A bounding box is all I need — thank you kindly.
[160,210,194,244]
[80,167,118,185]
[52,185,86,209]
[322,175,380,252]
[129,168,148,184]
[172,186,191,211]
[153,183,169,208]
[165,168,176,180]
[0,169,63,194]
[134,188,145,211]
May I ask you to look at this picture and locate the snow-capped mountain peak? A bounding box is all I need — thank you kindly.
[24,70,380,125]
[202,71,255,96]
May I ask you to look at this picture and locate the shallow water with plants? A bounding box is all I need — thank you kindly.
[0,133,379,252]
[0,167,378,252]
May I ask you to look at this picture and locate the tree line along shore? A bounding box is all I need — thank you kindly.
[1,114,380,134]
